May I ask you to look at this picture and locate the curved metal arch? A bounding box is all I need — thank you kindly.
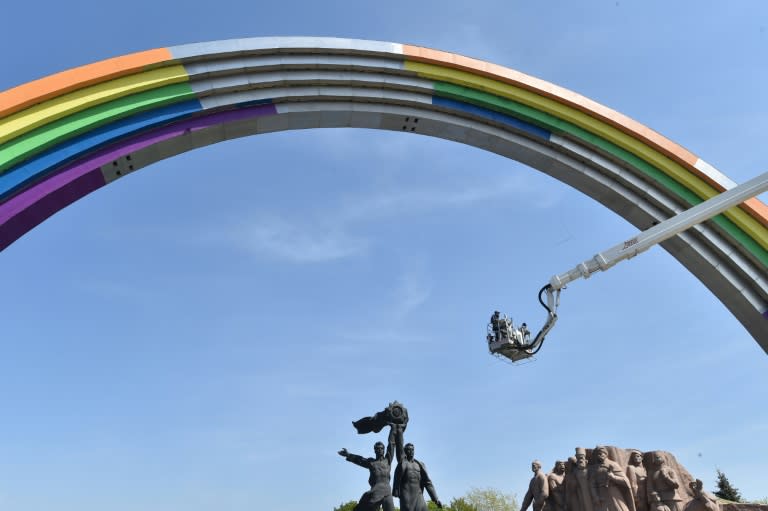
[0,37,766,352]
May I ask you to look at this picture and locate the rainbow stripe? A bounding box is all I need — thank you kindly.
[0,37,765,350]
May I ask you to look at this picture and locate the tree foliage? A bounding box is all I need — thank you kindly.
[448,496,479,511]
[463,487,519,511]
[332,487,517,511]
[714,470,742,502]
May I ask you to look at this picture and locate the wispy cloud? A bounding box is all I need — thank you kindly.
[225,215,369,263]
[203,171,556,264]
[339,172,552,222]
[390,264,431,319]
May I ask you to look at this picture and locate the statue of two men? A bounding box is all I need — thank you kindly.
[339,404,442,511]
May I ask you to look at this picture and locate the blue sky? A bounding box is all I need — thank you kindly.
[1,1,767,510]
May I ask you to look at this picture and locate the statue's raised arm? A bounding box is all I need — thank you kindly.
[394,423,405,464]
[386,424,396,465]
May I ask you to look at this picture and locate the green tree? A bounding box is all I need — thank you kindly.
[448,496,479,511]
[463,487,519,511]
[714,470,742,502]
[333,501,357,511]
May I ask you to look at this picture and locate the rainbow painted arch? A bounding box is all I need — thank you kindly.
[1,37,766,352]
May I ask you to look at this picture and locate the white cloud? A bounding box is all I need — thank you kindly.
[203,172,555,265]
[224,215,369,263]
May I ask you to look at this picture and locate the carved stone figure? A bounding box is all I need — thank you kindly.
[338,425,396,511]
[684,480,719,511]
[393,424,442,510]
[547,460,567,511]
[626,450,648,511]
[522,460,550,511]
[648,452,682,511]
[588,446,636,511]
[566,448,594,511]
[528,446,707,511]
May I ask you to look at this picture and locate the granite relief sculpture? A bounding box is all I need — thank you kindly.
[524,447,718,511]
[522,460,550,511]
[684,480,719,511]
[627,450,649,511]
[588,446,635,511]
[566,448,595,511]
[547,460,567,511]
[648,452,682,511]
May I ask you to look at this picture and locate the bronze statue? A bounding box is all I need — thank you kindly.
[522,460,550,511]
[353,401,409,434]
[547,460,567,511]
[338,425,396,511]
[626,450,648,511]
[647,452,682,511]
[393,424,442,510]
[588,446,636,511]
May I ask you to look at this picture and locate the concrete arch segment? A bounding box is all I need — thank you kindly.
[0,37,766,352]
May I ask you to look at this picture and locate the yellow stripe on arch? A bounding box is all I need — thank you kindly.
[406,61,768,251]
[0,65,190,146]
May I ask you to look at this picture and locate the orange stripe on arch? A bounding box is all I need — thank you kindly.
[403,44,768,229]
[745,198,768,221]
[0,48,174,119]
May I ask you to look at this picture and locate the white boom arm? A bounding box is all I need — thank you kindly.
[550,170,768,290]
[488,170,768,363]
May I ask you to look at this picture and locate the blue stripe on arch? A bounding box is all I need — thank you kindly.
[432,96,551,140]
[0,99,203,201]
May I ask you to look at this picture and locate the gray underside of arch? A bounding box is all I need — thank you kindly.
[99,100,768,352]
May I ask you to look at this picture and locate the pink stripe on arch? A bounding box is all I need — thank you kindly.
[0,103,277,251]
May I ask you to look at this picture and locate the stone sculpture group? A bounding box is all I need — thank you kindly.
[521,447,720,511]
[338,402,442,511]
[337,408,722,511]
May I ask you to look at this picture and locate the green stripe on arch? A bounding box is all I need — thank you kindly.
[433,82,768,266]
[0,82,197,174]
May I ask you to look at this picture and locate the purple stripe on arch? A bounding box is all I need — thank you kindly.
[0,169,105,251]
[0,103,277,251]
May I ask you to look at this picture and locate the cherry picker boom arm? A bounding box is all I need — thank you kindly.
[550,170,768,291]
[488,170,768,362]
